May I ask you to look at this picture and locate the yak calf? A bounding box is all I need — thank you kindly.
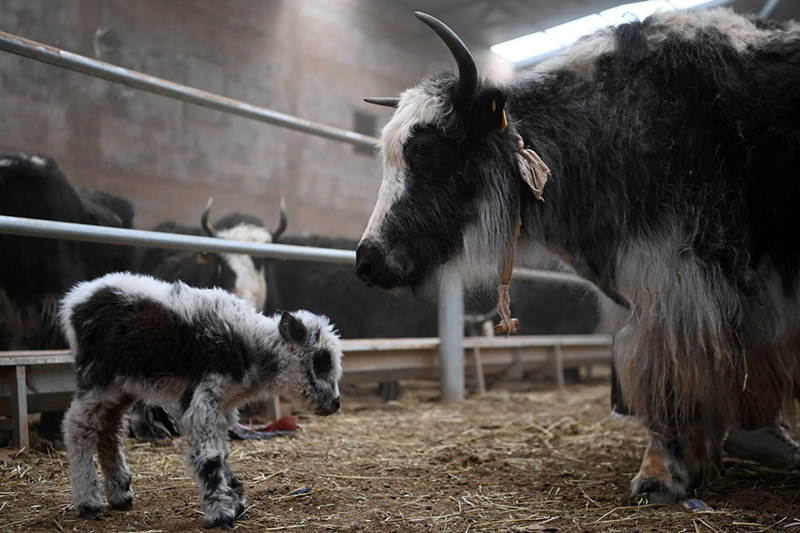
[59,272,343,529]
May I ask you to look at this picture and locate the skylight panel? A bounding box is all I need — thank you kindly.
[489,0,719,64]
[600,1,675,25]
[490,32,562,63]
[544,14,610,47]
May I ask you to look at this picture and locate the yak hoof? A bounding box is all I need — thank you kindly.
[630,477,681,505]
[109,496,133,511]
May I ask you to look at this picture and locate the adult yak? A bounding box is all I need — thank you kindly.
[354,9,800,502]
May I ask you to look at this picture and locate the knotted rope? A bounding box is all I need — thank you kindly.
[494,133,551,336]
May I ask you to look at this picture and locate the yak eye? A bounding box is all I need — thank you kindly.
[313,350,332,376]
[413,141,432,157]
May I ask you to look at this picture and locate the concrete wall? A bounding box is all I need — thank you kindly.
[0,0,514,237]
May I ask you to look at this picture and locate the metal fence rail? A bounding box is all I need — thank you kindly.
[0,215,355,264]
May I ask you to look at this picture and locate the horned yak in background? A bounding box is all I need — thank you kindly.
[140,196,287,313]
[355,9,800,503]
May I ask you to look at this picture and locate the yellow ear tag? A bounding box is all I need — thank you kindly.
[500,109,508,132]
[491,99,497,112]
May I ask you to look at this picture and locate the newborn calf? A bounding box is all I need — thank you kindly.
[59,272,343,530]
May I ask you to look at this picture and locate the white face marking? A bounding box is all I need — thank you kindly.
[216,224,273,311]
[30,155,48,166]
[223,253,266,311]
[0,158,14,168]
[361,87,450,241]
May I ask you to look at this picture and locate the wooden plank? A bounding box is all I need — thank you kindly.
[470,346,486,394]
[10,366,28,449]
[0,350,73,366]
[554,344,565,390]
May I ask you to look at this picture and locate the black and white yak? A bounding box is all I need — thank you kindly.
[59,272,343,530]
[354,9,800,503]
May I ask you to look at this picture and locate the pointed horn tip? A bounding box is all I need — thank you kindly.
[411,9,477,106]
[364,97,400,108]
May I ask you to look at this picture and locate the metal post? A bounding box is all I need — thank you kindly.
[438,266,464,403]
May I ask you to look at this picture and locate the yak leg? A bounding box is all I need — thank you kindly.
[97,396,135,510]
[63,393,106,518]
[182,383,239,530]
[630,431,718,504]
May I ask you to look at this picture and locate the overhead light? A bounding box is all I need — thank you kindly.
[669,0,718,7]
[490,32,562,63]
[545,14,610,47]
[600,1,674,25]
[490,0,718,64]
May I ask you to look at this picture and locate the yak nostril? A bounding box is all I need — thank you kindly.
[354,243,377,284]
[332,397,340,411]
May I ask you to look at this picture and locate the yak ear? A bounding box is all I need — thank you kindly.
[279,311,307,344]
[474,88,509,133]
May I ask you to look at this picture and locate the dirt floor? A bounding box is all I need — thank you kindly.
[2,376,799,532]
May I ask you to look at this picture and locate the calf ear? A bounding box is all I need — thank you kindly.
[279,311,307,344]
[474,88,508,133]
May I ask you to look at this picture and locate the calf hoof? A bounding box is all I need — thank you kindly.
[109,496,133,511]
[235,498,247,518]
[203,512,236,530]
[76,501,106,519]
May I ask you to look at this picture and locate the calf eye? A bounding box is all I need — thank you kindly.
[313,350,332,376]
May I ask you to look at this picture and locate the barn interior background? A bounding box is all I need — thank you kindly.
[2,1,800,531]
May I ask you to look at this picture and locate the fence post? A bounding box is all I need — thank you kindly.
[438,266,464,403]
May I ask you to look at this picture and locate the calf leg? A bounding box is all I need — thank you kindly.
[63,393,105,518]
[222,408,246,517]
[97,397,135,510]
[181,383,240,530]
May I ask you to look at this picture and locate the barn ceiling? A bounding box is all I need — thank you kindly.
[386,0,799,51]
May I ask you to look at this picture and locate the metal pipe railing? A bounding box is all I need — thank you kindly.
[0,215,355,265]
[0,31,380,150]
[513,267,594,288]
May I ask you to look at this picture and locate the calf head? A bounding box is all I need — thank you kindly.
[277,310,343,416]
[355,12,525,292]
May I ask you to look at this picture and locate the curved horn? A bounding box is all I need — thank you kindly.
[364,97,400,108]
[201,196,216,237]
[272,196,288,242]
[414,11,478,106]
